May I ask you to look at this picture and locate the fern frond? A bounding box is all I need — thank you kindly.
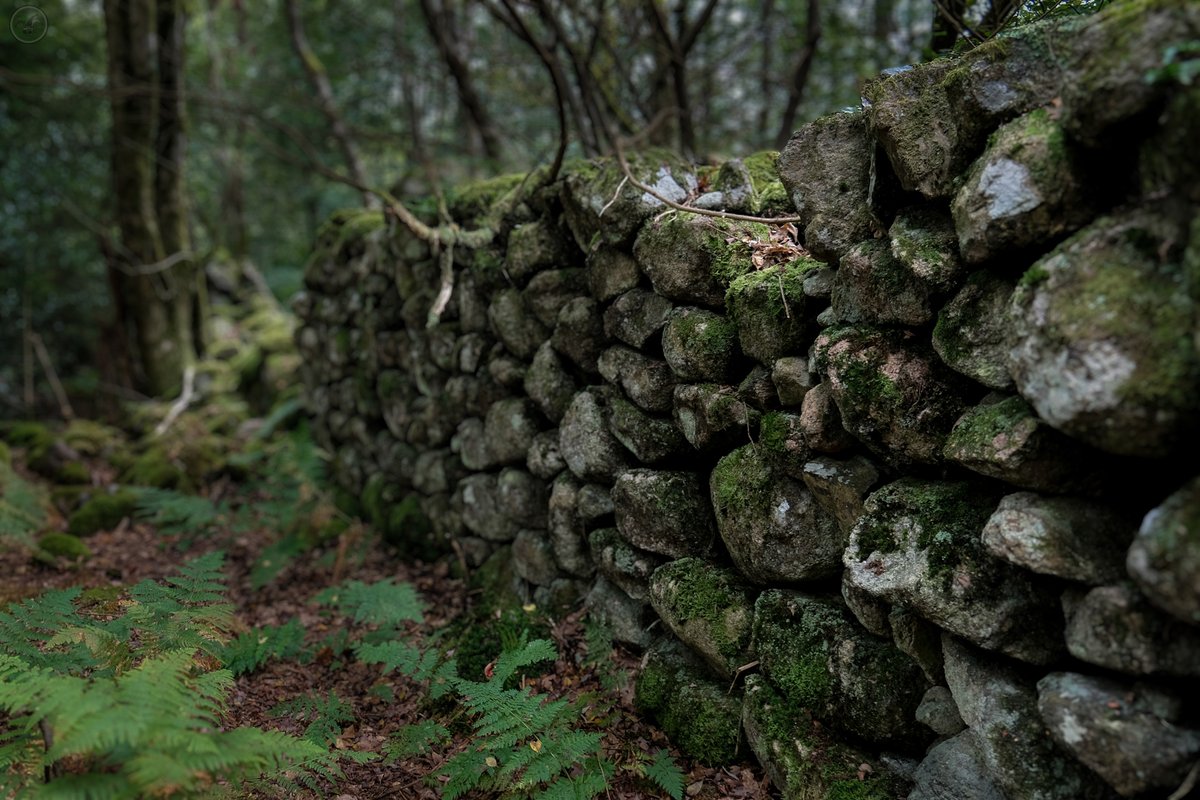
[385,720,450,760]
[220,618,306,675]
[133,487,222,540]
[354,639,442,680]
[490,638,558,686]
[249,534,309,588]
[313,578,425,627]
[0,588,92,671]
[269,691,355,747]
[644,749,686,800]
[33,772,137,800]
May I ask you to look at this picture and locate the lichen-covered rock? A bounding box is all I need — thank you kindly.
[487,288,548,360]
[1007,209,1200,457]
[483,397,542,466]
[932,271,1015,390]
[725,261,812,364]
[846,479,1064,664]
[524,342,577,423]
[1060,0,1200,148]
[672,383,759,452]
[649,558,756,679]
[1139,85,1200,205]
[585,246,641,302]
[453,417,492,471]
[585,576,653,648]
[908,732,1006,800]
[741,674,907,800]
[944,396,1111,494]
[459,473,520,542]
[736,365,777,410]
[558,389,629,483]
[512,529,559,586]
[635,635,744,765]
[982,492,1133,585]
[523,268,587,328]
[487,352,526,391]
[661,307,740,383]
[831,239,938,327]
[889,206,965,293]
[711,444,843,584]
[547,474,593,577]
[943,636,1114,800]
[607,394,688,465]
[550,297,605,373]
[1065,584,1200,677]
[589,527,664,601]
[813,326,975,467]
[842,575,891,637]
[526,429,565,479]
[777,111,876,263]
[603,288,673,349]
[561,152,698,249]
[916,686,965,737]
[770,357,813,407]
[864,24,1063,199]
[612,469,716,559]
[797,381,856,454]
[505,218,578,284]
[597,346,675,413]
[800,455,880,536]
[1038,671,1200,797]
[753,590,931,748]
[1127,476,1200,625]
[576,484,612,523]
[633,214,764,307]
[496,467,548,529]
[412,449,467,496]
[952,109,1095,264]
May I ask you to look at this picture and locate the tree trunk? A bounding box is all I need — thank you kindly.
[773,0,822,149]
[931,0,967,53]
[104,0,199,397]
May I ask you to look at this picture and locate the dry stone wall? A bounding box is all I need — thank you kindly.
[295,2,1200,797]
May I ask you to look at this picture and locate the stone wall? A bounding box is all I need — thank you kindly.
[294,2,1200,797]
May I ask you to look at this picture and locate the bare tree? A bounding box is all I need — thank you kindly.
[642,0,720,160]
[774,0,822,149]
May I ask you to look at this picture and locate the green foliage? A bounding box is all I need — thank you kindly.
[386,719,452,759]
[220,618,307,676]
[0,460,48,549]
[0,555,343,797]
[314,578,426,627]
[271,691,358,747]
[1146,40,1200,86]
[630,749,686,800]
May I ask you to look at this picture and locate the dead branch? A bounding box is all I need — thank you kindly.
[29,332,74,420]
[153,363,196,437]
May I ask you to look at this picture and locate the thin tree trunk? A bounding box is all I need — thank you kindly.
[418,0,503,164]
[774,0,822,149]
[757,0,775,137]
[105,0,183,396]
[283,0,376,207]
[931,0,967,53]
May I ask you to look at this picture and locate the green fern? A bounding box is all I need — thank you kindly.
[270,691,356,747]
[134,486,224,542]
[0,555,349,797]
[0,460,48,548]
[220,618,307,676]
[386,719,451,759]
[314,578,425,627]
[640,749,686,800]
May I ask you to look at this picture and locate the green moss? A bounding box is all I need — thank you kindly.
[56,461,91,485]
[4,421,54,452]
[673,310,737,362]
[448,172,527,221]
[660,680,742,765]
[707,220,770,286]
[726,257,818,321]
[659,559,753,661]
[711,444,773,518]
[0,442,10,467]
[37,532,90,562]
[758,412,789,454]
[315,208,386,256]
[382,495,443,561]
[62,420,126,458]
[947,396,1036,453]
[753,592,839,712]
[826,779,895,800]
[67,489,139,537]
[123,448,185,490]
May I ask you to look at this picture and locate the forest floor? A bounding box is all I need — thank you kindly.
[0,440,773,800]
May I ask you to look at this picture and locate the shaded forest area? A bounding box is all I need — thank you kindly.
[0,1,1122,798]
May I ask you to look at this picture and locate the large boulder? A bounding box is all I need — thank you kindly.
[753,590,931,748]
[845,478,1064,664]
[1007,209,1200,457]
[1065,584,1200,677]
[661,307,740,383]
[777,111,877,263]
[813,325,976,467]
[1127,476,1200,625]
[612,469,716,559]
[1039,672,1200,797]
[943,637,1116,800]
[908,732,1005,800]
[831,239,938,327]
[649,558,757,680]
[952,109,1095,264]
[710,444,843,584]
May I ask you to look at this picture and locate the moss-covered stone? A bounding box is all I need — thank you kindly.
[932,270,1015,391]
[726,259,815,364]
[635,636,744,765]
[36,532,90,562]
[661,307,740,383]
[448,172,527,223]
[633,213,767,307]
[612,470,716,559]
[67,489,139,537]
[672,383,760,452]
[649,558,756,678]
